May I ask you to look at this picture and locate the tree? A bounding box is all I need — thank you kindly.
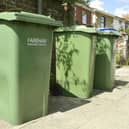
[43,0,92,26]
[62,0,91,4]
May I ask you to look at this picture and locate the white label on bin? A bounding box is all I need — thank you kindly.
[27,37,48,46]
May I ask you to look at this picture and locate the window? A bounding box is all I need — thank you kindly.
[82,10,87,25]
[100,16,105,28]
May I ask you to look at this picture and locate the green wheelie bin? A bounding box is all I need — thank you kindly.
[94,28,120,91]
[55,26,97,98]
[0,12,61,124]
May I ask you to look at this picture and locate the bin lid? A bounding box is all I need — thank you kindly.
[55,25,96,34]
[0,11,62,27]
[97,28,120,36]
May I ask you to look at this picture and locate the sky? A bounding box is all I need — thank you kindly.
[89,0,129,17]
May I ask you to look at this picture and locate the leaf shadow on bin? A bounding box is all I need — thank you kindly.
[49,34,90,113]
[55,32,88,97]
[96,37,111,55]
[94,37,114,94]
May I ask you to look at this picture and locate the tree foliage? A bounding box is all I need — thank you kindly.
[125,28,129,35]
[62,0,91,4]
[43,0,92,26]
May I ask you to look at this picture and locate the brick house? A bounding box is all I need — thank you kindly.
[74,3,115,28]
[74,3,92,26]
[92,9,114,28]
[0,1,92,26]
[0,1,128,29]
[74,3,129,30]
[0,0,37,12]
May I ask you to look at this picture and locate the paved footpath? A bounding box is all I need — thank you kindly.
[1,66,129,129]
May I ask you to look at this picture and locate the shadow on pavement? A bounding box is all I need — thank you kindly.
[48,79,129,115]
[114,79,129,90]
[48,96,90,114]
[92,79,129,97]
[115,80,129,88]
[92,89,105,97]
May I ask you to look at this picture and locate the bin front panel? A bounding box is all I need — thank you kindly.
[18,22,53,123]
[94,35,115,90]
[56,31,96,98]
[0,21,53,124]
